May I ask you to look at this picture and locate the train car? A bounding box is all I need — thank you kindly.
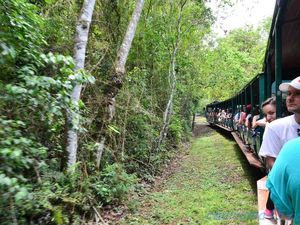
[206,0,300,223]
[206,0,300,170]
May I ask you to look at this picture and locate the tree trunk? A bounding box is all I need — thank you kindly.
[192,113,196,131]
[156,0,187,151]
[96,0,145,168]
[66,0,96,168]
[156,44,178,150]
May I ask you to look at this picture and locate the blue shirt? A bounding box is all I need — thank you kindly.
[266,137,300,224]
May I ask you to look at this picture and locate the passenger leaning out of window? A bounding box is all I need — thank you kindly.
[244,104,252,129]
[252,97,276,128]
[238,105,247,125]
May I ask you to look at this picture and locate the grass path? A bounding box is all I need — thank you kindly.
[120,127,261,224]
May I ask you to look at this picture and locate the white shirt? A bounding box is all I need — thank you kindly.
[259,115,300,158]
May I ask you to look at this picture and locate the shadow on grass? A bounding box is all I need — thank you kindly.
[192,124,215,137]
[208,126,265,194]
[232,144,265,193]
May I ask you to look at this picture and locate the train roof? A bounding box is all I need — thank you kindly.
[263,0,300,74]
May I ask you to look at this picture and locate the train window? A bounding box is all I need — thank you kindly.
[271,80,291,99]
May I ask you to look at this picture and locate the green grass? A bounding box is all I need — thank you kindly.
[120,132,258,225]
[194,116,207,123]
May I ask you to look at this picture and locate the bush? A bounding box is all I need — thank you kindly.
[91,163,137,205]
[168,116,184,145]
[0,118,48,224]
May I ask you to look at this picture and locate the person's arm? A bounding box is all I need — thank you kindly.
[234,113,239,122]
[239,112,245,125]
[252,115,259,128]
[256,117,267,127]
[245,115,249,128]
[266,156,276,171]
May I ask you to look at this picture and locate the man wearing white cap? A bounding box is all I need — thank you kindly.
[259,76,300,219]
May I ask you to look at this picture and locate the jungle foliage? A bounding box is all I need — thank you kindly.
[201,21,271,101]
[0,0,269,223]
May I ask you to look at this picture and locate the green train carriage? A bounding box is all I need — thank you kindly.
[205,0,300,169]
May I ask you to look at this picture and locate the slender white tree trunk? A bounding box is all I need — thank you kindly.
[96,0,145,168]
[156,1,186,151]
[156,44,178,150]
[66,0,96,168]
[115,0,145,75]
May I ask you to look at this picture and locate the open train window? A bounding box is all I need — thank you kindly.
[271,80,293,118]
[271,80,291,99]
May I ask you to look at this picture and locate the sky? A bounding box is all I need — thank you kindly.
[207,0,277,36]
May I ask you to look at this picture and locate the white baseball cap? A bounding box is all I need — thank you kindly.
[279,76,300,92]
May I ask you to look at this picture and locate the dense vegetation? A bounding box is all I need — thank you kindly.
[0,0,269,223]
